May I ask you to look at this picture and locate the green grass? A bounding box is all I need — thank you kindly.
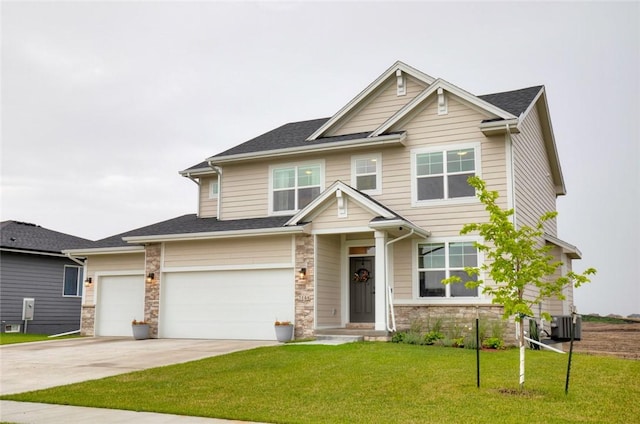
[581,314,636,324]
[0,333,79,345]
[2,343,639,423]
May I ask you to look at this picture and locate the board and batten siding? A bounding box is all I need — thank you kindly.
[315,234,342,327]
[84,253,145,305]
[163,235,293,269]
[198,176,218,218]
[310,198,376,232]
[0,252,82,334]
[330,75,428,137]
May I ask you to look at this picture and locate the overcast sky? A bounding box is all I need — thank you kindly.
[2,1,638,316]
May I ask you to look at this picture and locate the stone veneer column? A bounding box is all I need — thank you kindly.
[145,243,161,338]
[295,234,315,339]
[80,305,95,336]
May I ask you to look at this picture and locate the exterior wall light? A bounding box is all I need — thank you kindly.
[146,273,155,283]
[299,268,307,279]
[84,277,92,287]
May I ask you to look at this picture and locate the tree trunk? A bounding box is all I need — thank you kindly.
[518,318,525,390]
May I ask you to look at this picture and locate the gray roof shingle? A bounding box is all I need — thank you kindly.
[479,85,543,117]
[90,214,295,248]
[0,221,95,253]
[182,85,543,172]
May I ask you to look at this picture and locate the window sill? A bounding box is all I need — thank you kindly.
[412,196,479,208]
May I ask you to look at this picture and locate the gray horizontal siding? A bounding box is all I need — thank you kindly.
[0,251,82,334]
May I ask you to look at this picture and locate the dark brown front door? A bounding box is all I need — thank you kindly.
[350,257,375,323]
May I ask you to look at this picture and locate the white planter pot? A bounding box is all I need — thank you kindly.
[132,324,150,340]
[274,324,294,342]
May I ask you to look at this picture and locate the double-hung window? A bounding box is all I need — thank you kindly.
[352,154,382,194]
[63,265,84,297]
[271,163,322,213]
[418,241,478,298]
[413,144,478,204]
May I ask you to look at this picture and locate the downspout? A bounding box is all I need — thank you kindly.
[384,228,414,332]
[506,123,517,226]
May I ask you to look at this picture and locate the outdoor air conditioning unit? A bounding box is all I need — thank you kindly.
[550,315,582,341]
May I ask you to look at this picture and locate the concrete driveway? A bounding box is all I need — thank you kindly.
[0,337,278,395]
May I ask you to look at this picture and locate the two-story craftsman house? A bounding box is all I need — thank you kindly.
[67,61,582,341]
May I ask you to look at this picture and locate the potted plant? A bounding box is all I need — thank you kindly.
[274,320,294,342]
[131,319,149,340]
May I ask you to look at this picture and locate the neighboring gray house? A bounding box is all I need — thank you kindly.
[0,221,94,334]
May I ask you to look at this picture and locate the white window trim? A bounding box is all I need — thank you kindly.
[268,160,325,216]
[412,236,486,304]
[209,177,219,199]
[410,142,481,207]
[62,265,83,298]
[351,153,382,195]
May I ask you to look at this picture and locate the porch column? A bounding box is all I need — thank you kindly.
[374,231,387,331]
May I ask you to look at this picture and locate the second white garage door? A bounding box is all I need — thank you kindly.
[159,269,294,340]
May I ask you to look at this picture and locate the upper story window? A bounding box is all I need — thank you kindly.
[352,153,382,195]
[209,177,219,199]
[418,241,478,298]
[412,144,479,205]
[63,265,84,297]
[270,162,323,214]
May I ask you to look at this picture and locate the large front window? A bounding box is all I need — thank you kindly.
[418,242,478,298]
[414,146,477,202]
[272,164,322,213]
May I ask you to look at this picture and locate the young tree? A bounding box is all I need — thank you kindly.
[443,176,596,390]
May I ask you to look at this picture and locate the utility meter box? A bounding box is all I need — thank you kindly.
[22,298,35,321]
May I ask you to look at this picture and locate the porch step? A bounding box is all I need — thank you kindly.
[345,322,375,329]
[315,334,364,343]
[315,328,392,342]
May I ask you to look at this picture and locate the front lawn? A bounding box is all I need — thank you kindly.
[0,333,79,345]
[2,343,638,423]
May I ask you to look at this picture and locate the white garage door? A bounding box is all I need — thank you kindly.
[95,275,145,336]
[160,269,294,340]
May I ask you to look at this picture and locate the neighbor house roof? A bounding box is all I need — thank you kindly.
[0,221,94,255]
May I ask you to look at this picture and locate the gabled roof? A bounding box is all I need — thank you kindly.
[285,181,430,238]
[369,78,518,137]
[0,220,94,254]
[306,61,436,141]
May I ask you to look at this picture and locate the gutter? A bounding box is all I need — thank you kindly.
[506,122,518,227]
[122,225,308,244]
[206,133,406,165]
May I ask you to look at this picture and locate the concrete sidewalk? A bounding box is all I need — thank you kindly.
[1,337,277,423]
[0,400,260,423]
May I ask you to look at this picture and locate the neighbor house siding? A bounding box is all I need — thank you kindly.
[84,253,145,305]
[0,251,82,334]
[163,235,293,269]
[331,75,428,136]
[315,234,342,327]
